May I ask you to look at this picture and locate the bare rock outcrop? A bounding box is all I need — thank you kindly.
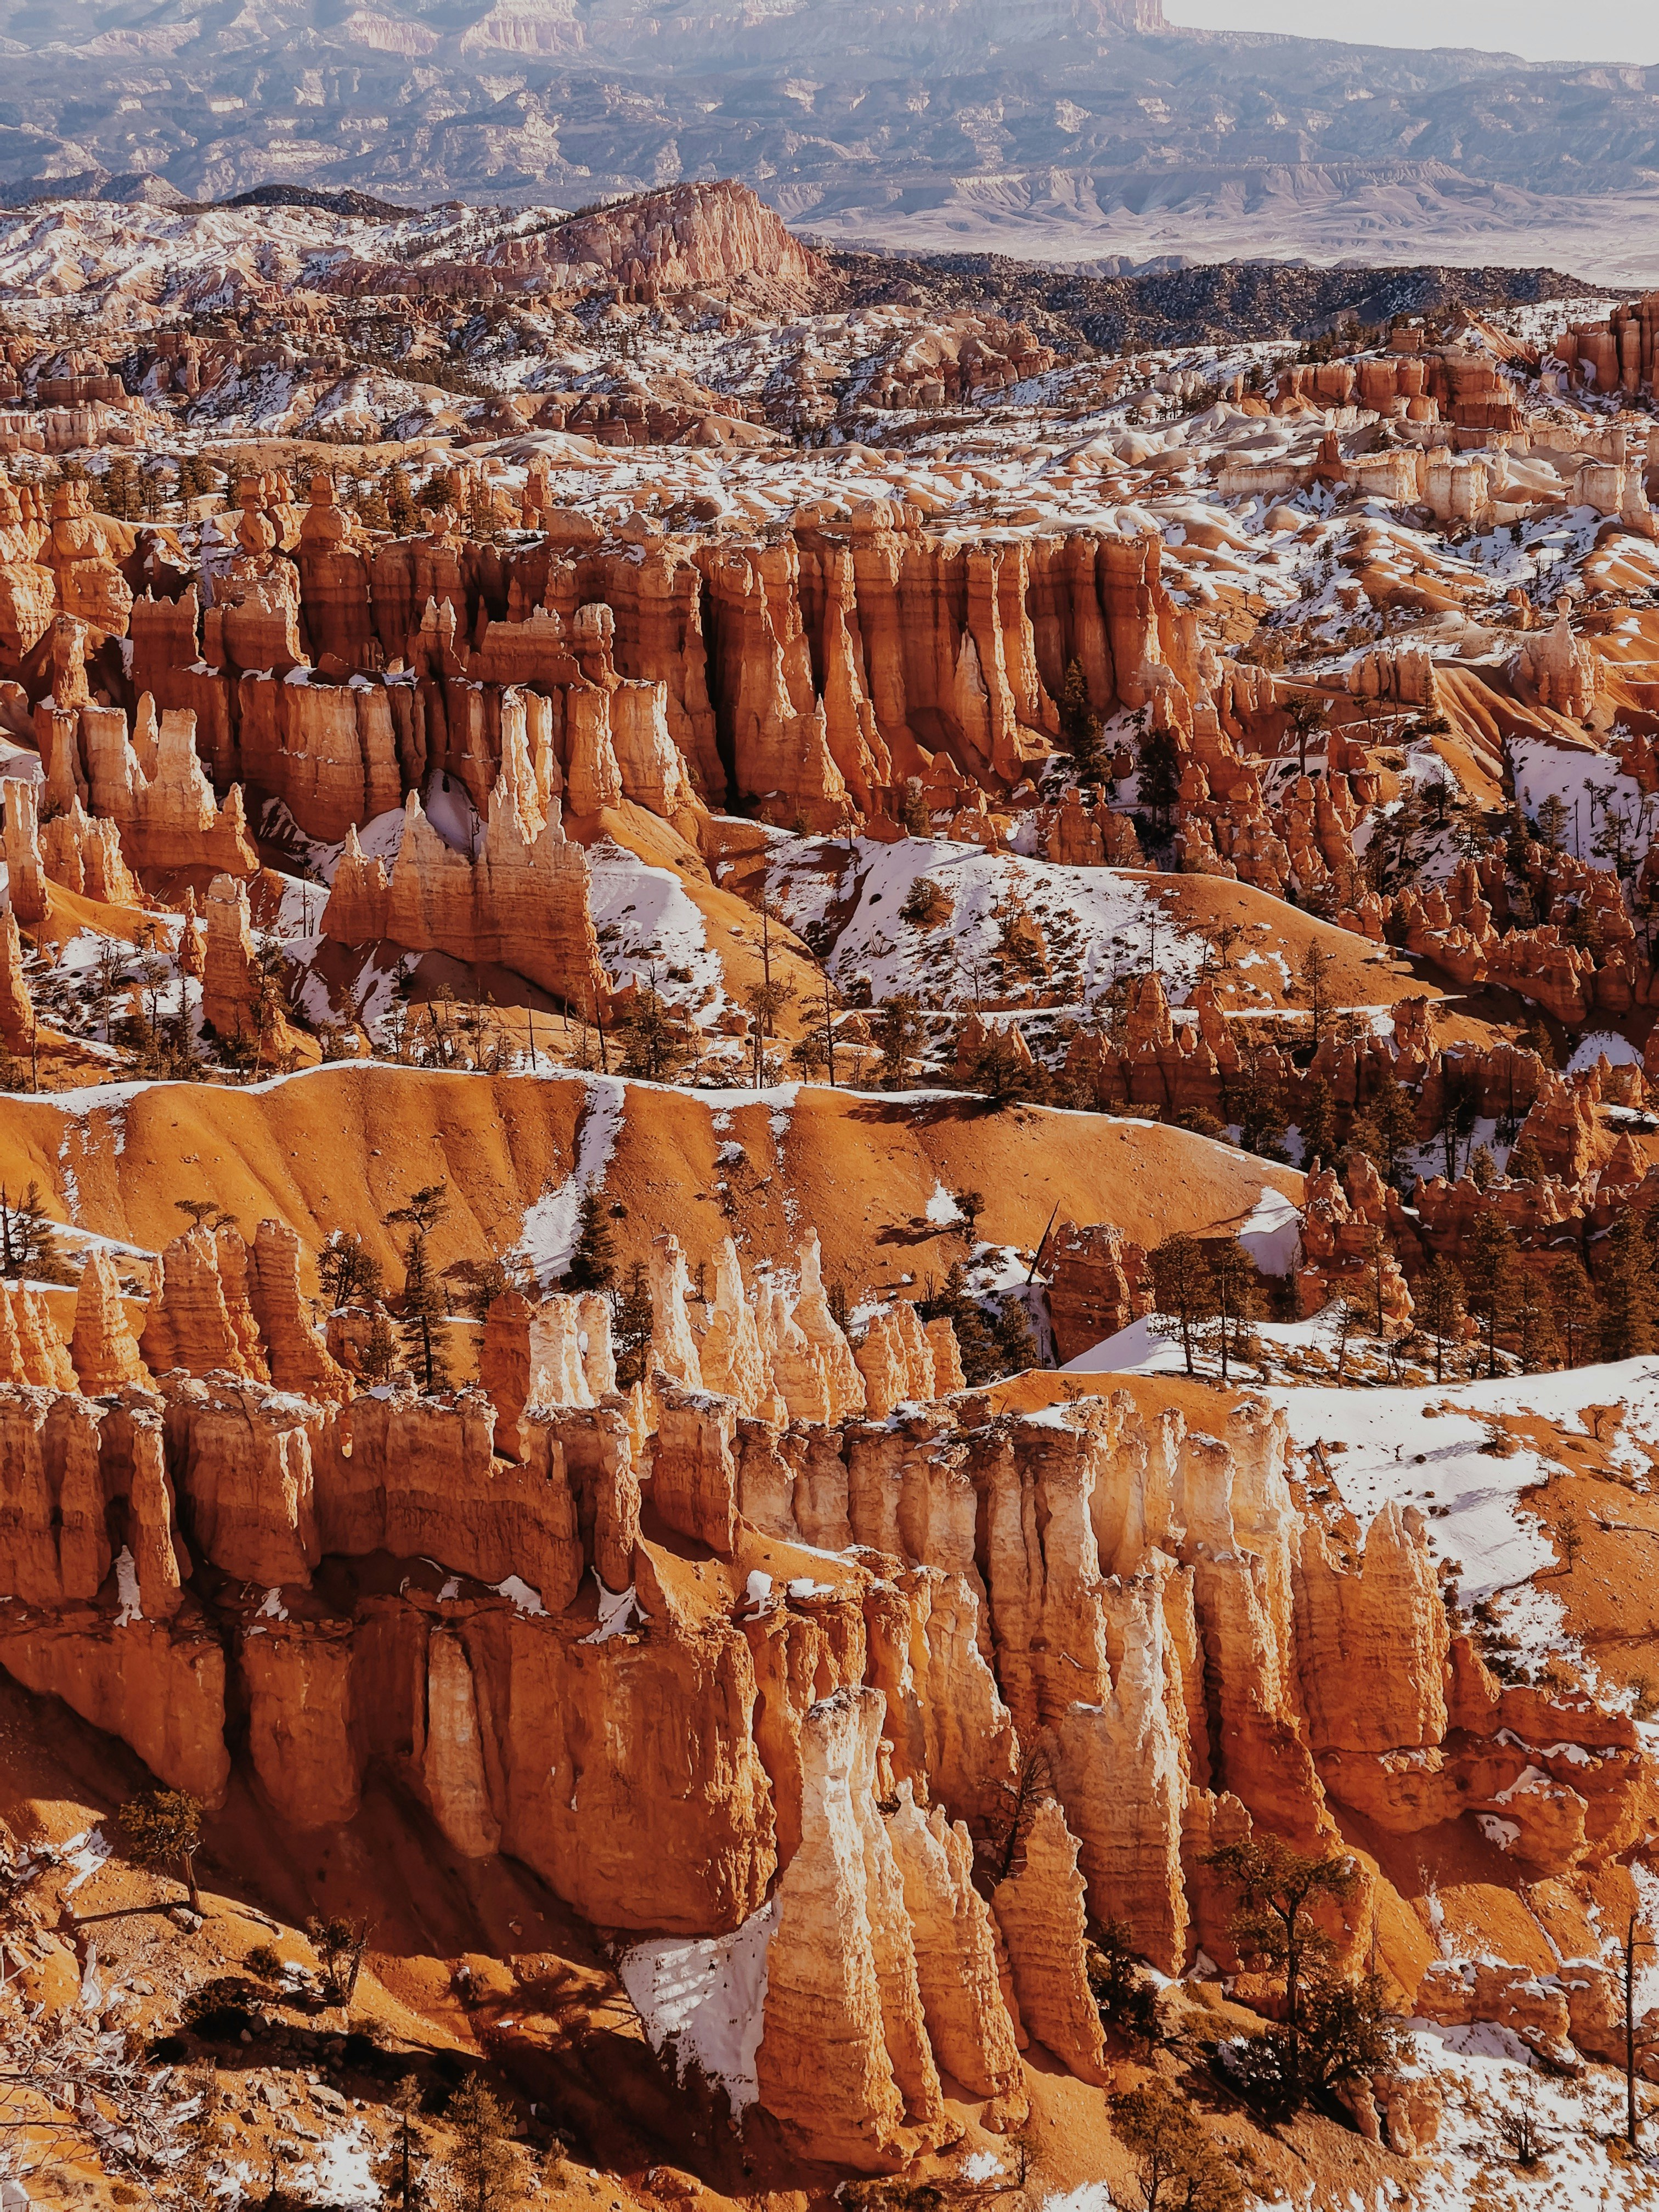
[991,1797,1110,2084]
[755,1685,948,2170]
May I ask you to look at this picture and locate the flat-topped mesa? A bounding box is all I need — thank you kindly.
[320,759,610,1017]
[83,696,257,877]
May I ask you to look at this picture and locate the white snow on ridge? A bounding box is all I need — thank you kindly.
[768,835,1209,1011]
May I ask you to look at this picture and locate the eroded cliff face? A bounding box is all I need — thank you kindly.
[0,1273,1643,2159]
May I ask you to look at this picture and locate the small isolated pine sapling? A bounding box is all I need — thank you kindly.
[118,1787,205,1912]
[1554,1503,1584,1575]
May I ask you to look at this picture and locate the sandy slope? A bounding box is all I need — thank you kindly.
[0,1064,1302,1297]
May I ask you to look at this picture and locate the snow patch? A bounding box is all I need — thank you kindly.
[619,1896,779,2117]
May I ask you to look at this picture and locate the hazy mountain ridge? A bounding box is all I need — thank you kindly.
[1,0,1657,273]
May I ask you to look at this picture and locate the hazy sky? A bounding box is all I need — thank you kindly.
[1161,0,1659,65]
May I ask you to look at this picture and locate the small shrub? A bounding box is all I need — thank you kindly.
[1494,2085,1549,2168]
[900,876,951,928]
[245,1943,285,1982]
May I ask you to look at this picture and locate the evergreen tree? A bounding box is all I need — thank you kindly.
[1299,944,1335,1050]
[359,1308,397,1385]
[610,1260,653,1387]
[1299,1076,1338,1172]
[117,1788,204,1912]
[1136,723,1181,832]
[374,2076,428,2210]
[1149,1233,1217,1375]
[1554,1255,1598,1368]
[991,1296,1040,1377]
[1464,1211,1517,1378]
[566,1187,617,1293]
[1232,1049,1288,1161]
[1057,657,1108,785]
[385,465,418,535]
[918,1264,1001,1386]
[619,988,691,1081]
[440,2078,530,2211]
[318,1227,382,1308]
[386,1183,452,1395]
[873,994,924,1087]
[1109,2080,1245,2211]
[0,1181,73,1282]
[1515,1273,1560,1373]
[1415,1256,1465,1384]
[1209,1235,1262,1382]
[1349,1066,1418,1189]
[1599,1207,1654,1362]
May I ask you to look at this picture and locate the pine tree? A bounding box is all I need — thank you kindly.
[1515,1274,1560,1373]
[1150,1233,1217,1375]
[1599,1208,1654,1362]
[566,1187,617,1293]
[1349,1066,1418,1189]
[117,1787,204,1911]
[1136,722,1181,831]
[1415,1256,1465,1384]
[359,1307,397,1385]
[1464,1211,1517,1378]
[386,465,418,535]
[1209,1235,1262,1382]
[991,1296,1040,1378]
[1554,1255,1598,1368]
[1299,945,1335,1050]
[610,1259,653,1387]
[1299,1076,1338,1172]
[0,1181,73,1282]
[439,2078,529,2210]
[318,1228,382,1308]
[874,994,924,1087]
[374,2076,428,2210]
[386,1183,451,1394]
[1057,656,1107,784]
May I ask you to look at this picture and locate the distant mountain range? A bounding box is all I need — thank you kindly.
[3,0,1657,276]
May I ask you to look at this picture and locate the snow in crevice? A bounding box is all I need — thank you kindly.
[512,1073,627,1289]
